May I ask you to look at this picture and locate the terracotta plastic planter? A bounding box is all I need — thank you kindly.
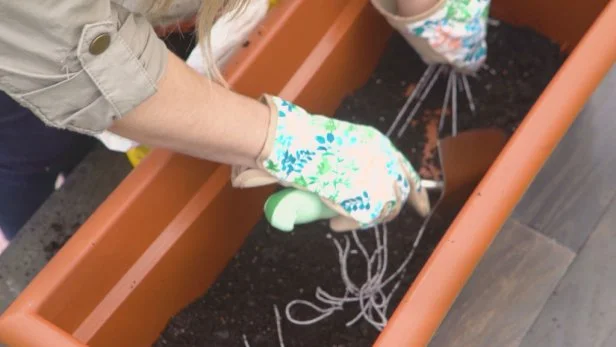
[1,0,614,346]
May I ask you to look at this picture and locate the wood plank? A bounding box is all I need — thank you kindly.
[430,219,575,347]
[520,195,616,347]
[512,67,616,252]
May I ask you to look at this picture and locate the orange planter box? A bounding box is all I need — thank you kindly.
[1,0,615,346]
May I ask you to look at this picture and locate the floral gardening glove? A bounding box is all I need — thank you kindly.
[371,0,490,72]
[232,96,430,232]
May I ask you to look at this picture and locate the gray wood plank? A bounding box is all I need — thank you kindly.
[520,196,616,347]
[430,219,575,347]
[512,67,616,252]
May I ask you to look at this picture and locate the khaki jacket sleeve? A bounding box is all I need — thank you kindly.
[0,1,168,134]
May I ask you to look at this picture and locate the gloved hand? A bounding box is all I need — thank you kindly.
[371,0,490,72]
[232,96,430,232]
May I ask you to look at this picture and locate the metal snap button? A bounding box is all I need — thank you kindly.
[89,33,111,55]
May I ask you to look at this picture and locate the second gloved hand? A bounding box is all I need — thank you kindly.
[371,0,490,73]
[232,96,430,232]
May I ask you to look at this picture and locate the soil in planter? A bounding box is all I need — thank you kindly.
[155,21,565,347]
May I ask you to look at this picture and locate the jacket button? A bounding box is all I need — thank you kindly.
[89,33,111,55]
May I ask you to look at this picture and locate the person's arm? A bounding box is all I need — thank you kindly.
[110,51,270,168]
[0,2,184,137]
[0,0,429,230]
[396,0,439,17]
[0,0,268,168]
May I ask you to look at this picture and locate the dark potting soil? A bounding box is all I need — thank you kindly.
[155,21,565,347]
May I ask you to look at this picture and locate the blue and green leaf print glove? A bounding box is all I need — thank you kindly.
[371,0,490,72]
[231,95,430,232]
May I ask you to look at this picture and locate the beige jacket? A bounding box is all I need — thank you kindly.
[0,1,198,135]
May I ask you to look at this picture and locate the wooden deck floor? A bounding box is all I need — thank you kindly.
[432,66,616,346]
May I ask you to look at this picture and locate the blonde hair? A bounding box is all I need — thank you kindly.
[149,0,251,86]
